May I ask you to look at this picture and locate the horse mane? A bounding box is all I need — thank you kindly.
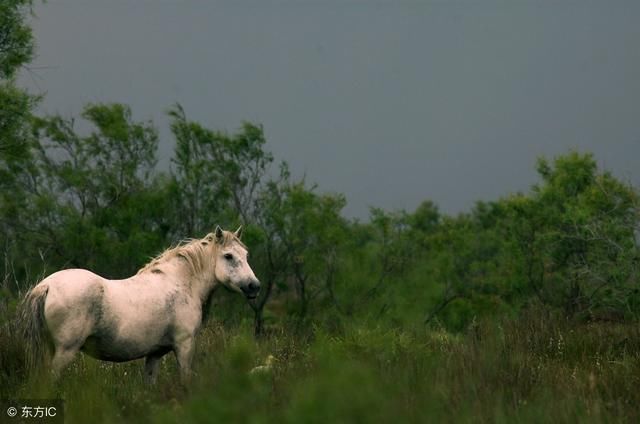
[136,231,246,276]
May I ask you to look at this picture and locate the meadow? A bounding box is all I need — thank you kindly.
[3,294,640,423]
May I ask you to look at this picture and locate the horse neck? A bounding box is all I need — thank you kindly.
[187,263,219,307]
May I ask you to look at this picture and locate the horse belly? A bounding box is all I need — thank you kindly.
[81,309,174,362]
[81,324,173,362]
[81,337,172,362]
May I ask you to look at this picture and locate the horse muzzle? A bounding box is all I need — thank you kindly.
[241,279,261,300]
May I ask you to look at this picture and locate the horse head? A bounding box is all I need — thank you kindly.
[212,225,260,300]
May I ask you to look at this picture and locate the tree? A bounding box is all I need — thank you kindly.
[249,163,348,334]
[249,163,292,336]
[506,152,640,318]
[0,0,34,80]
[421,203,511,330]
[168,104,272,237]
[0,0,36,158]
[8,103,170,278]
[0,0,40,285]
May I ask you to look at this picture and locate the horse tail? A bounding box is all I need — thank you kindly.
[19,283,51,370]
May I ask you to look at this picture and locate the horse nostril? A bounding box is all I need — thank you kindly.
[248,281,260,293]
[241,280,260,298]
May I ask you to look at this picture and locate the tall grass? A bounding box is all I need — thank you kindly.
[2,296,640,423]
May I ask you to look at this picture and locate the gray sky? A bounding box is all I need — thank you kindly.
[19,0,640,218]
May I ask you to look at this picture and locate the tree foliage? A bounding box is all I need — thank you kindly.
[0,0,36,159]
[169,104,272,236]
[3,104,168,278]
[0,0,34,80]
[506,152,640,318]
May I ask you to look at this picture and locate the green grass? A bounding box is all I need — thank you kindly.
[2,305,640,423]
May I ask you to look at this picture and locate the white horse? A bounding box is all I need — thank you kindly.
[20,226,259,383]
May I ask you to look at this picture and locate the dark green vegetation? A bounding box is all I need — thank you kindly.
[2,2,640,422]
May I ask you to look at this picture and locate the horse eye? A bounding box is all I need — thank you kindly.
[224,253,233,260]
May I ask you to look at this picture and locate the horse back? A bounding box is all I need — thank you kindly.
[42,267,104,296]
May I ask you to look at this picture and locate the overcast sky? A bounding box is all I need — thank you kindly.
[19,0,640,218]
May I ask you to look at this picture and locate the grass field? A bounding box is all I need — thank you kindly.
[2,301,640,424]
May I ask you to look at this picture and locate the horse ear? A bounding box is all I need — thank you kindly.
[234,225,243,239]
[214,225,224,244]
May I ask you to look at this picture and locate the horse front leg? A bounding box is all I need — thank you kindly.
[173,337,195,385]
[144,354,163,385]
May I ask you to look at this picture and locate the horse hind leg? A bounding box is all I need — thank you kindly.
[51,345,80,379]
[44,286,98,379]
[46,308,92,379]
